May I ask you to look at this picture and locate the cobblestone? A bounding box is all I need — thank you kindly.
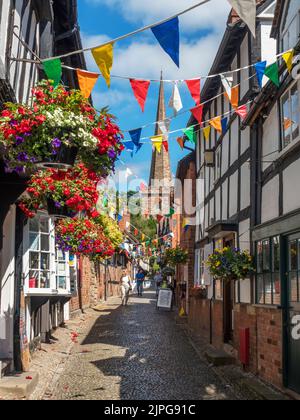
[44,291,239,400]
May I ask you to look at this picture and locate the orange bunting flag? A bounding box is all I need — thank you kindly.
[235,105,248,120]
[230,85,239,109]
[209,116,222,133]
[191,104,204,125]
[76,69,99,99]
[203,126,211,141]
[177,137,184,150]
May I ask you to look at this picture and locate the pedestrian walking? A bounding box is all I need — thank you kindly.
[120,269,132,306]
[136,268,146,297]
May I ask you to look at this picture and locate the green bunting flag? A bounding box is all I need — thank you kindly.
[183,127,195,144]
[165,208,175,217]
[264,63,280,87]
[42,59,62,87]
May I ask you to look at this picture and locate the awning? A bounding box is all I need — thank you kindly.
[206,221,238,239]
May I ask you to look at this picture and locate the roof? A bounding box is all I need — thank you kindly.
[175,152,196,180]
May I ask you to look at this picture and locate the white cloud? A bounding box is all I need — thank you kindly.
[85,0,231,33]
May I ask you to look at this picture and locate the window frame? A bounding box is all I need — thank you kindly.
[280,80,300,150]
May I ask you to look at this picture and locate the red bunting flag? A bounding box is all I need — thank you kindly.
[163,140,169,152]
[191,104,204,125]
[140,182,148,192]
[134,229,139,236]
[235,105,248,120]
[186,79,201,105]
[130,79,151,112]
[157,215,164,223]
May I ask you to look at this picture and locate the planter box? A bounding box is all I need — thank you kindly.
[36,145,78,170]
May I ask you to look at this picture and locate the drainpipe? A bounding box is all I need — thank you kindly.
[210,297,214,345]
[78,257,84,314]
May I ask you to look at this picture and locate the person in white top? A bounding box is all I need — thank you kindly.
[120,269,132,306]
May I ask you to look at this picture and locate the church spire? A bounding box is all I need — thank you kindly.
[149,72,171,187]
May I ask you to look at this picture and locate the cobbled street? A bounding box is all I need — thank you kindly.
[45,290,239,401]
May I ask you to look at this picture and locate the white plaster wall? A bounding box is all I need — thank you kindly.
[231,118,239,165]
[261,176,279,223]
[262,104,280,171]
[229,171,238,217]
[209,197,215,225]
[239,279,251,304]
[240,34,250,98]
[241,126,250,155]
[215,187,221,221]
[240,162,250,210]
[0,0,11,64]
[283,159,300,214]
[222,179,228,220]
[0,206,16,359]
[222,132,229,176]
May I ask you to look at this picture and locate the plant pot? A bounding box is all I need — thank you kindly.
[36,145,78,170]
[47,199,72,218]
[29,278,37,288]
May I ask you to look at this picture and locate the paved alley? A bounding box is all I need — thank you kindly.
[45,290,239,401]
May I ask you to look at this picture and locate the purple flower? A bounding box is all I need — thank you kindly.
[52,138,62,149]
[15,136,25,145]
[55,202,62,209]
[17,152,29,162]
[14,166,25,174]
[108,149,116,159]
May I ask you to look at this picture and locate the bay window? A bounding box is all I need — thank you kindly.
[281,0,300,52]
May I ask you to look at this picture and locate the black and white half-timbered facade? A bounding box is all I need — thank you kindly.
[243,0,300,395]
[188,0,300,392]
[0,0,85,374]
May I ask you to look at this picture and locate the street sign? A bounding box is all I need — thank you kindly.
[157,288,173,311]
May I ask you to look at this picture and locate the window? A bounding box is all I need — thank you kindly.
[215,146,221,182]
[55,249,69,290]
[27,216,52,289]
[69,255,78,294]
[281,83,300,148]
[281,1,300,52]
[256,236,281,305]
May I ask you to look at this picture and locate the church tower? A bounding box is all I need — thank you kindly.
[147,73,173,222]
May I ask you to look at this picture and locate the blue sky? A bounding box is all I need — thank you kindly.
[78,0,231,186]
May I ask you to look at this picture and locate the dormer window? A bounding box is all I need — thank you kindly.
[281,0,300,52]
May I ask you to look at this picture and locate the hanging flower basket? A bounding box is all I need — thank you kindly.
[55,217,115,258]
[206,247,255,282]
[18,163,101,219]
[0,80,124,175]
[164,246,189,267]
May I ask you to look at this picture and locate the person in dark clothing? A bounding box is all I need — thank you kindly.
[136,269,146,297]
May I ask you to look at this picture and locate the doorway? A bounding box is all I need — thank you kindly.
[284,234,300,394]
[223,236,235,344]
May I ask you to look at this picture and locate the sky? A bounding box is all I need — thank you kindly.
[77,0,231,187]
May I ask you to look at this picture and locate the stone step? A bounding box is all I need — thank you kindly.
[205,348,236,367]
[0,372,39,399]
[239,378,288,401]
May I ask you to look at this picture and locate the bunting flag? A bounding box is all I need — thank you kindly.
[158,118,171,136]
[227,0,257,37]
[282,50,294,74]
[209,116,222,133]
[163,140,169,152]
[186,79,201,105]
[141,234,145,242]
[151,17,180,67]
[140,182,148,192]
[157,215,164,223]
[102,194,109,208]
[235,104,248,120]
[42,59,62,87]
[177,137,185,150]
[183,218,191,233]
[169,82,183,114]
[151,135,163,153]
[230,85,239,109]
[254,61,267,88]
[125,168,133,178]
[166,208,175,217]
[134,229,139,237]
[130,79,151,112]
[221,74,233,100]
[191,104,204,125]
[92,43,114,88]
[221,117,228,134]
[203,126,211,142]
[264,62,280,87]
[129,128,142,148]
[124,141,135,153]
[76,69,99,98]
[183,127,195,144]
[117,214,123,223]
[136,143,143,154]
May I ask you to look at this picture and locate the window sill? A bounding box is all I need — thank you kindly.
[252,304,281,310]
[24,288,71,297]
[277,135,300,161]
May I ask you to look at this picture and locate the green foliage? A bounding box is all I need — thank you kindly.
[165,246,189,267]
[207,247,255,281]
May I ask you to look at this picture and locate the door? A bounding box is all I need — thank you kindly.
[223,236,235,343]
[285,235,300,393]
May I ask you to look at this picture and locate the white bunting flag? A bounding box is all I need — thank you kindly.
[227,0,257,37]
[158,118,171,136]
[169,82,183,114]
[125,168,133,178]
[221,74,233,100]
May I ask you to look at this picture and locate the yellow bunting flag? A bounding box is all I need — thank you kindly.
[230,86,239,109]
[141,234,145,242]
[92,43,114,88]
[76,69,99,98]
[283,50,294,74]
[151,135,163,153]
[209,117,222,133]
[203,126,211,141]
